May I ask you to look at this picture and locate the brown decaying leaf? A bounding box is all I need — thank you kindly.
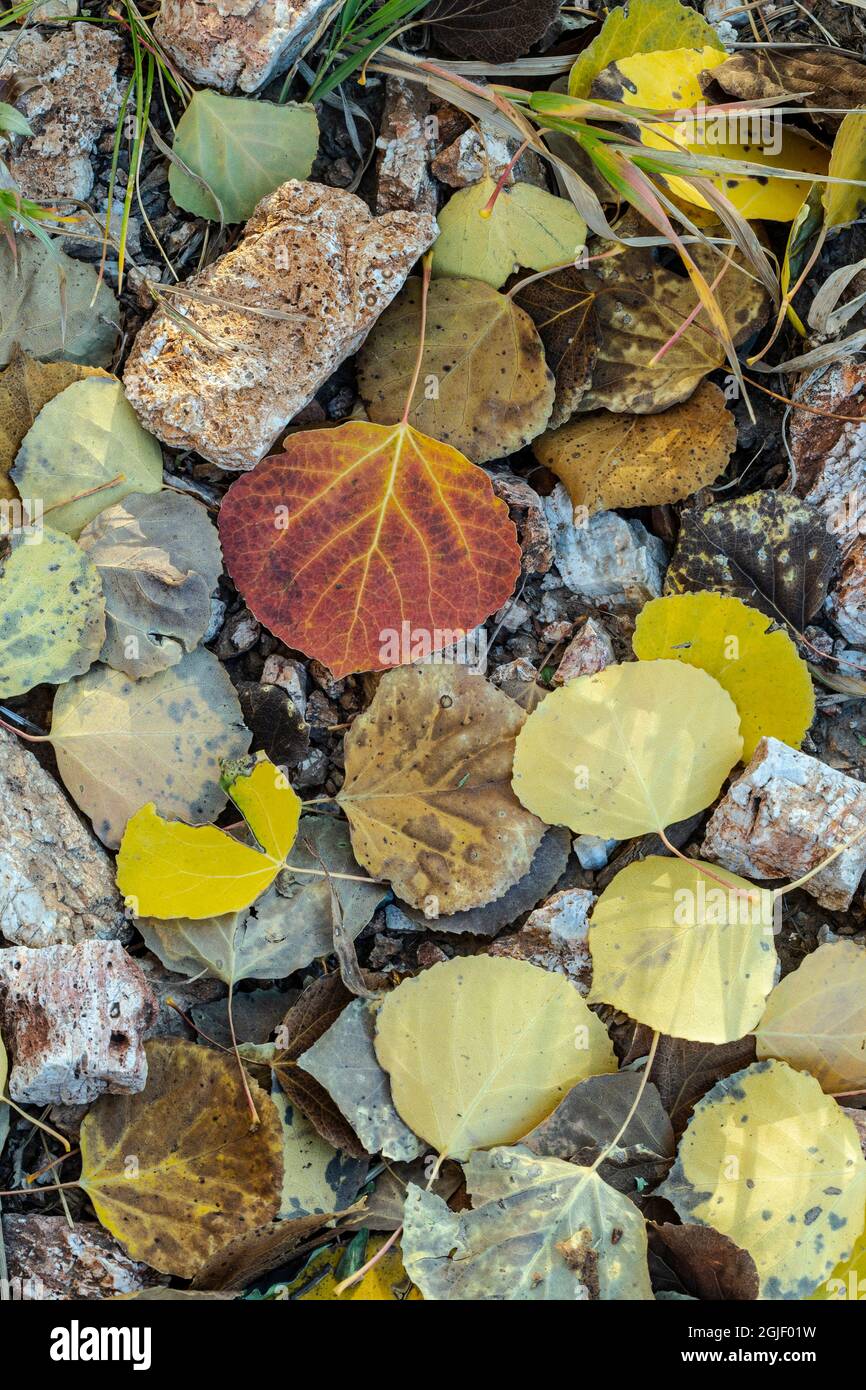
[700,49,866,135]
[533,380,736,515]
[649,1222,760,1300]
[79,1040,284,1280]
[337,665,546,915]
[665,489,839,632]
[652,1034,757,1135]
[571,239,769,414]
[0,348,109,500]
[423,0,561,64]
[512,267,600,427]
[357,277,555,465]
[272,972,384,1158]
[190,1211,342,1292]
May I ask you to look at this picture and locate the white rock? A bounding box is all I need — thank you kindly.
[0,728,126,946]
[154,0,334,93]
[489,887,594,993]
[554,616,614,684]
[0,940,157,1105]
[702,736,866,911]
[376,77,437,215]
[542,486,666,607]
[573,835,617,871]
[123,181,437,469]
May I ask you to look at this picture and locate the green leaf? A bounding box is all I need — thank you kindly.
[0,101,32,137]
[568,0,719,98]
[12,378,162,538]
[0,237,118,368]
[169,92,319,223]
[0,529,105,698]
[431,176,587,289]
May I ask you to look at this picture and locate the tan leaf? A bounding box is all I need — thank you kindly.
[0,348,109,501]
[533,380,736,513]
[337,665,546,914]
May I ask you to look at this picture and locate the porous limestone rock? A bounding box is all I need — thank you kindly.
[0,728,126,946]
[123,180,437,469]
[1,24,124,202]
[0,940,157,1105]
[702,736,866,911]
[154,0,333,93]
[375,77,437,215]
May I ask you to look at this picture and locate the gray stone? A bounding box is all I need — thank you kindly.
[154,0,334,93]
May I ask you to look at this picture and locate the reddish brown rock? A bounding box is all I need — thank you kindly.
[123,181,437,469]
[2,1215,161,1300]
[492,472,553,575]
[554,617,614,684]
[0,940,158,1104]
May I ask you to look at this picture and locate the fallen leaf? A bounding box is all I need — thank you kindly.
[512,266,599,426]
[340,1159,463,1233]
[431,177,587,289]
[0,348,109,500]
[0,530,105,699]
[534,380,736,514]
[190,1210,342,1292]
[524,1071,675,1193]
[652,1034,757,1134]
[633,591,815,759]
[424,0,561,63]
[77,491,222,678]
[754,942,866,1093]
[281,1234,421,1300]
[12,377,163,537]
[374,955,615,1158]
[567,237,769,414]
[392,825,571,935]
[169,92,318,223]
[50,646,251,850]
[659,1059,866,1298]
[588,856,777,1043]
[299,998,425,1162]
[568,0,719,98]
[511,660,742,839]
[812,1220,866,1300]
[595,46,828,221]
[701,49,866,136]
[665,489,838,631]
[337,664,545,914]
[271,1086,368,1220]
[649,1223,759,1300]
[357,276,554,464]
[116,753,301,918]
[0,237,118,367]
[272,973,370,1159]
[402,1146,653,1299]
[218,421,521,679]
[236,681,310,769]
[823,112,866,229]
[79,1039,284,1279]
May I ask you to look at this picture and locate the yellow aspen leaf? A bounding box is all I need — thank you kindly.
[533,381,735,515]
[431,176,587,289]
[596,46,829,221]
[588,856,777,1044]
[0,530,105,699]
[660,1060,866,1298]
[511,660,742,839]
[633,591,814,759]
[755,942,866,1093]
[812,1219,866,1301]
[568,0,719,98]
[79,1039,283,1279]
[374,955,615,1159]
[116,754,301,920]
[282,1237,422,1300]
[823,112,866,230]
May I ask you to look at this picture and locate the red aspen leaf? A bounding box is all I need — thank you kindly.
[218,421,521,679]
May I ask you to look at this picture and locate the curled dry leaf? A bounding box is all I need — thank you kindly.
[0,348,110,500]
[431,177,587,290]
[357,276,554,464]
[754,941,866,1094]
[533,380,736,515]
[50,646,251,849]
[0,530,105,699]
[587,856,777,1044]
[659,1060,866,1299]
[665,490,838,631]
[79,1039,284,1280]
[337,664,545,914]
[402,1146,653,1300]
[512,660,742,840]
[512,266,600,427]
[78,491,223,679]
[374,955,615,1159]
[218,421,521,679]
[12,377,163,537]
[633,591,814,760]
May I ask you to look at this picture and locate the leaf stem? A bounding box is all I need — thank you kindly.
[658,829,760,901]
[400,251,432,428]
